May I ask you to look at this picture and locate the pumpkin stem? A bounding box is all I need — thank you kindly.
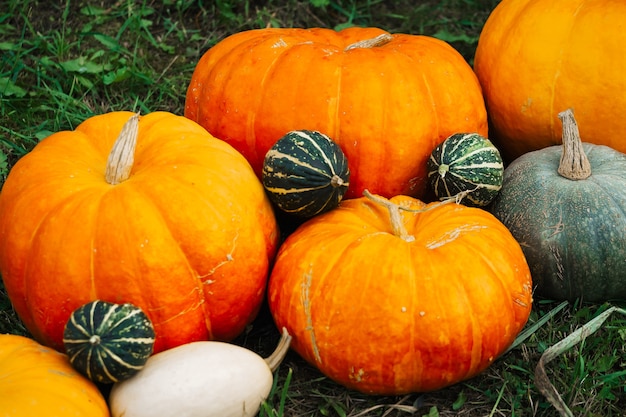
[437,163,450,178]
[264,327,293,373]
[363,190,470,241]
[105,113,141,185]
[557,109,591,180]
[345,33,393,51]
[330,174,346,188]
[363,190,415,242]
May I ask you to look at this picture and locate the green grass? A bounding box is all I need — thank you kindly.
[1,1,626,416]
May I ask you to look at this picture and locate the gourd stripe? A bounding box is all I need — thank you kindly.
[438,133,462,158]
[105,337,156,344]
[93,302,117,334]
[66,346,89,361]
[450,149,502,168]
[266,150,332,178]
[450,162,504,170]
[64,315,93,338]
[95,344,147,370]
[282,200,317,214]
[105,309,149,333]
[305,193,336,215]
[445,170,502,186]
[441,172,502,189]
[93,351,120,382]
[292,131,340,177]
[264,184,330,194]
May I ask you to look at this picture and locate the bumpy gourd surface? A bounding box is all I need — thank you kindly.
[64,300,156,384]
[491,143,626,302]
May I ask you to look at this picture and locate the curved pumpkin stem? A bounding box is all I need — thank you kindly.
[105,113,141,185]
[345,33,393,51]
[363,190,471,242]
[363,190,415,242]
[557,109,591,180]
[264,327,293,373]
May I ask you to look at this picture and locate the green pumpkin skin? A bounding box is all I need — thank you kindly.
[262,130,350,218]
[427,133,504,207]
[491,143,626,302]
[63,300,156,384]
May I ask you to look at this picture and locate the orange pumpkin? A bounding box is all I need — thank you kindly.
[474,0,626,162]
[0,334,110,416]
[268,192,532,394]
[0,112,279,353]
[185,27,488,199]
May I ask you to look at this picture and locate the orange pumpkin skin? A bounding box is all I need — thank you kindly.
[268,195,532,394]
[0,111,279,353]
[0,334,110,416]
[474,0,626,162]
[185,27,488,199]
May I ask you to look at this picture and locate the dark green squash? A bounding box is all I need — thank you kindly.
[63,300,156,384]
[490,109,626,302]
[262,130,350,218]
[427,132,504,207]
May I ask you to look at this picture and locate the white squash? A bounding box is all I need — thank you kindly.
[109,328,291,417]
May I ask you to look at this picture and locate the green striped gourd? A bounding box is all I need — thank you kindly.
[262,130,350,218]
[63,300,155,384]
[427,133,504,207]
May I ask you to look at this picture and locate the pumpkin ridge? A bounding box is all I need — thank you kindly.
[430,221,524,366]
[27,189,105,332]
[550,4,585,141]
[94,184,213,338]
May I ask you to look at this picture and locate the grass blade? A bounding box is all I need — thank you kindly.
[535,306,626,417]
[504,300,569,354]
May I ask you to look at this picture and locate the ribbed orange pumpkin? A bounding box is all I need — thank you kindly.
[0,112,279,353]
[268,193,532,395]
[474,0,626,162]
[0,334,110,416]
[185,27,488,199]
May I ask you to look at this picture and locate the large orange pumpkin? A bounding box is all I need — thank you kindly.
[474,0,626,162]
[0,111,279,353]
[268,192,532,395]
[0,334,110,416]
[185,27,488,199]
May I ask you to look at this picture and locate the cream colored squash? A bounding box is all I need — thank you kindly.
[109,329,291,417]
